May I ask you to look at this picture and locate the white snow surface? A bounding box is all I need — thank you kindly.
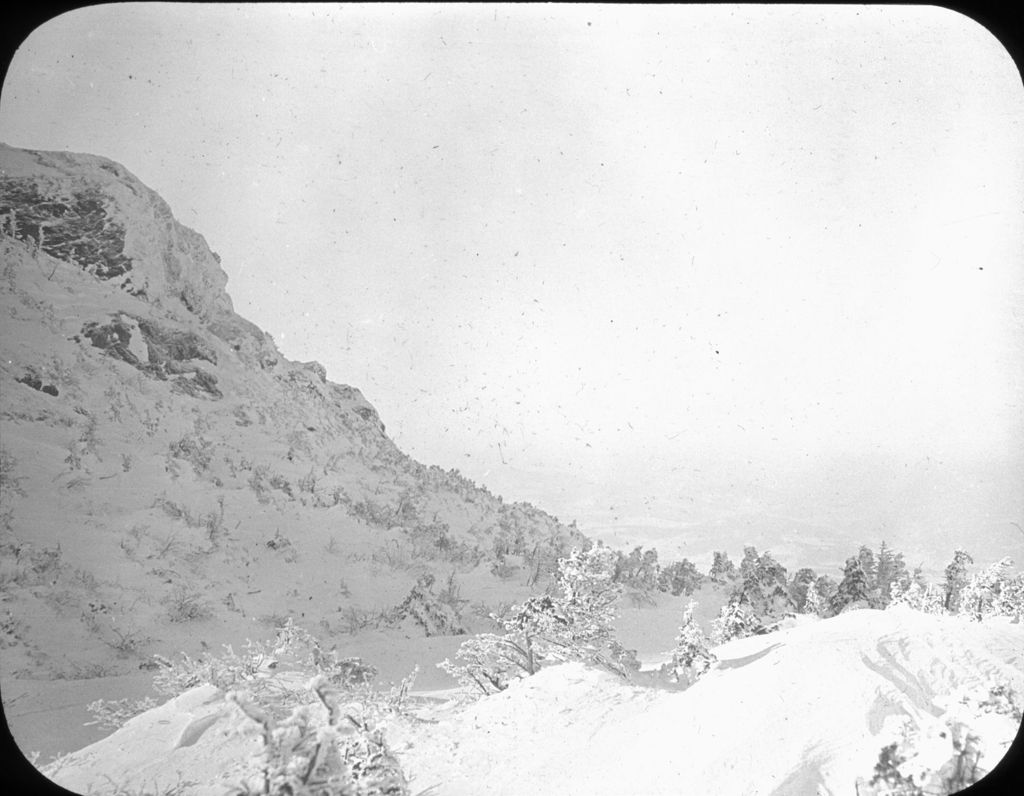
[42,607,1023,796]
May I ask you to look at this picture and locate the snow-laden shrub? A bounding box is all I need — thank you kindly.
[391,572,466,637]
[89,620,382,732]
[437,632,531,694]
[887,580,945,615]
[708,600,759,645]
[554,544,622,645]
[164,583,214,622]
[957,558,1023,622]
[91,619,415,795]
[229,675,410,796]
[438,544,634,695]
[84,696,159,731]
[886,556,1023,622]
[663,601,716,686]
[154,620,379,714]
[863,683,1021,796]
[991,573,1024,622]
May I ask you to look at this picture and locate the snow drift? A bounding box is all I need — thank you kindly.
[43,607,1024,795]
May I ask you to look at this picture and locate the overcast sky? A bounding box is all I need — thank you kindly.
[2,4,1022,564]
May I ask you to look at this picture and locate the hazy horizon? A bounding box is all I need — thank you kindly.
[2,3,1022,571]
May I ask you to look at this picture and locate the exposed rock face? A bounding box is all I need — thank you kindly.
[0,144,268,352]
[0,177,133,280]
[0,142,381,419]
[78,314,224,398]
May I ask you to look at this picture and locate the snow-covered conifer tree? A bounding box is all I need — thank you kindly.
[788,567,818,611]
[857,545,878,595]
[708,550,737,583]
[738,546,761,581]
[802,580,824,615]
[666,601,716,685]
[875,541,896,607]
[829,557,871,616]
[874,541,910,608]
[814,574,838,606]
[658,558,703,596]
[943,548,974,613]
[730,549,793,622]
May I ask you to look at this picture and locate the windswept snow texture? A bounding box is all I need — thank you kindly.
[45,608,1024,796]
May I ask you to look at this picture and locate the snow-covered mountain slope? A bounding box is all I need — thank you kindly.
[41,608,1024,796]
[0,143,583,758]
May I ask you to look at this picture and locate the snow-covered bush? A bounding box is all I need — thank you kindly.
[437,632,534,694]
[164,583,213,623]
[156,620,379,714]
[95,619,416,795]
[663,601,716,686]
[887,580,945,615]
[977,682,1023,722]
[957,558,1023,622]
[553,544,623,646]
[391,572,466,637]
[229,675,409,796]
[88,620,383,732]
[887,556,1023,622]
[867,720,987,796]
[84,696,159,731]
[439,544,634,695]
[708,600,759,645]
[992,573,1024,622]
[863,682,1021,796]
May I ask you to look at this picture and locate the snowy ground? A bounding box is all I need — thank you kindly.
[41,608,1024,796]
[4,144,1021,796]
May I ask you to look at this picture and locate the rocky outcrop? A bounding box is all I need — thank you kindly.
[0,177,133,280]
[77,314,222,398]
[0,144,256,349]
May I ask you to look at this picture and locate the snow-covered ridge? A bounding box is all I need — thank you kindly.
[44,608,1024,796]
